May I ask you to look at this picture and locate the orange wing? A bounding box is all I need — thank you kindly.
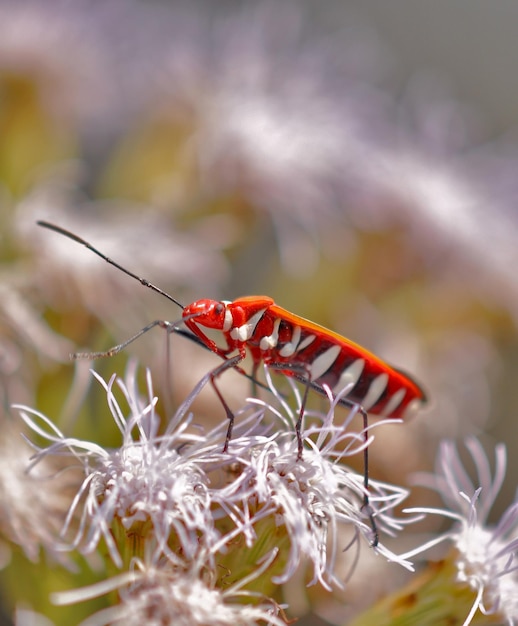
[268,302,427,403]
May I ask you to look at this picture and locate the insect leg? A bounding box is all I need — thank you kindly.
[71,318,270,433]
[174,329,271,394]
[297,370,312,460]
[269,366,379,546]
[264,361,312,461]
[207,352,246,452]
[70,324,266,388]
[334,395,378,547]
[72,320,179,359]
[250,362,260,397]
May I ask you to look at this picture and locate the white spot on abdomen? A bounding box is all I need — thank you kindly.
[402,398,422,420]
[260,317,281,351]
[362,372,389,410]
[333,358,365,395]
[382,388,406,416]
[279,325,301,357]
[230,308,266,342]
[297,334,316,352]
[310,345,341,381]
[222,307,233,332]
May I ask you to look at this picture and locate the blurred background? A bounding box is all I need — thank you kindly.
[1,1,518,624]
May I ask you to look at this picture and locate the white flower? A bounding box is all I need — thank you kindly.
[17,363,224,568]
[17,361,417,626]
[0,416,79,567]
[404,438,518,625]
[52,553,287,626]
[217,377,416,588]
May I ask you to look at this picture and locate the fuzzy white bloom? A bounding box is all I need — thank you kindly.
[225,377,416,589]
[0,416,80,568]
[52,553,287,626]
[17,364,227,569]
[404,438,518,626]
[18,362,417,624]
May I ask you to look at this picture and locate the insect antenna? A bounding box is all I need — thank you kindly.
[36,220,185,311]
[37,221,276,431]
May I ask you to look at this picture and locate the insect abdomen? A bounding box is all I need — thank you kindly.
[248,309,425,420]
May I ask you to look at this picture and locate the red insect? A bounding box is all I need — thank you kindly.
[182,295,426,457]
[184,295,425,420]
[37,221,427,544]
